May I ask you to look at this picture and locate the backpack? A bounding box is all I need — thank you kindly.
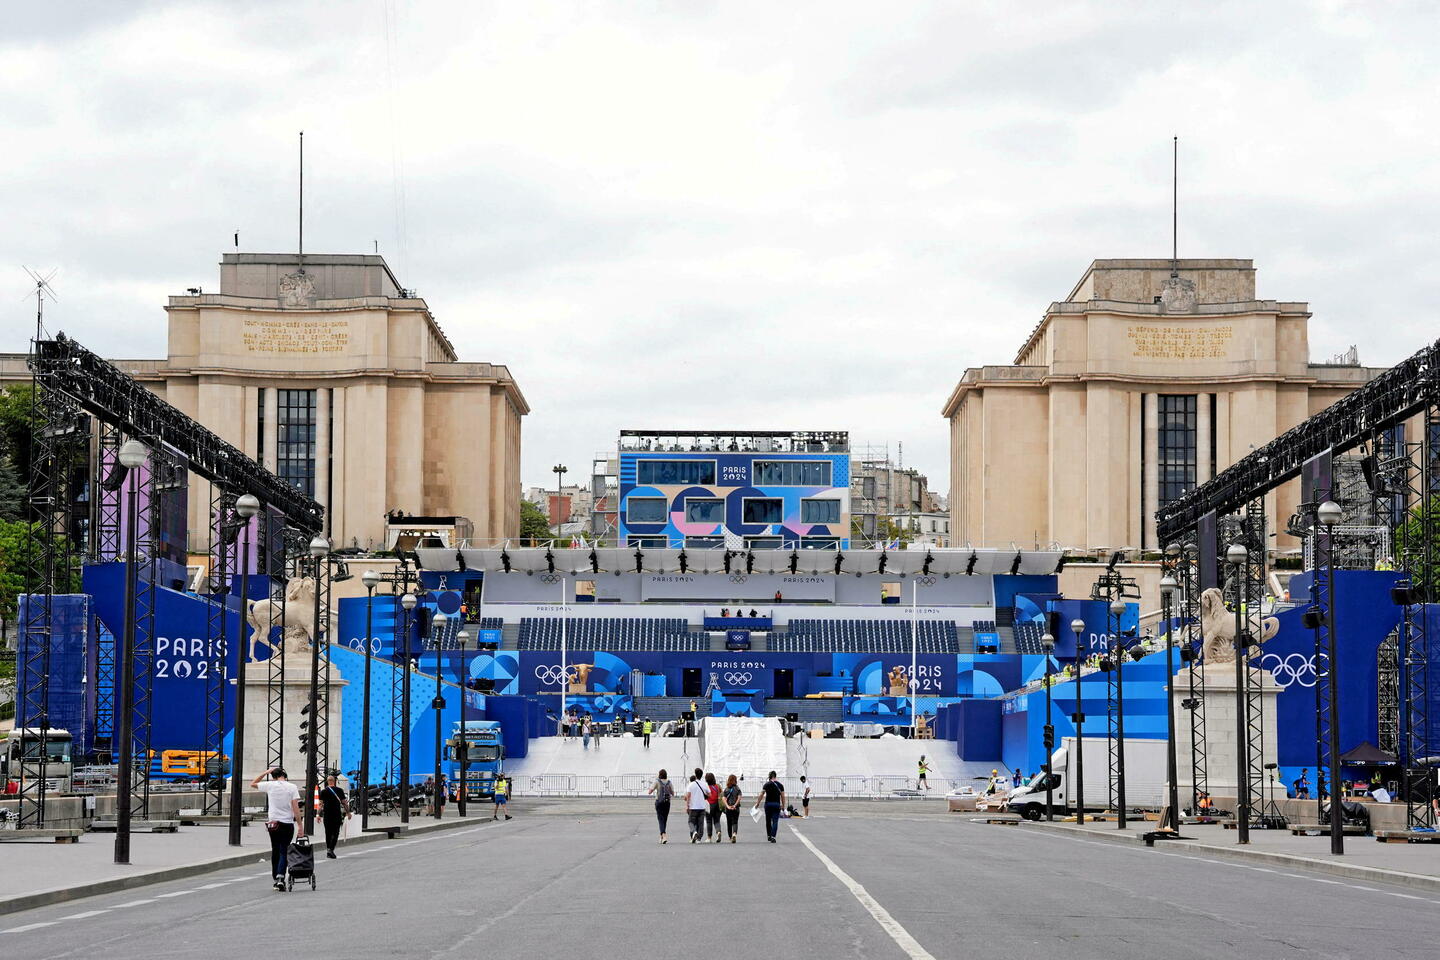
[708,784,720,804]
[655,780,674,803]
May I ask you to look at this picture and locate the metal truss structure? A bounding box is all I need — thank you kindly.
[18,334,320,830]
[1175,543,1209,815]
[1159,336,1440,834]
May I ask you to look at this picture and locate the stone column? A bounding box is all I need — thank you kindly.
[1172,664,1278,807]
[262,387,278,474]
[1143,392,1159,550]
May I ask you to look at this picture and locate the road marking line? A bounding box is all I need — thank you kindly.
[59,910,109,920]
[198,883,230,890]
[3,922,58,933]
[115,899,156,908]
[154,891,193,898]
[790,827,935,960]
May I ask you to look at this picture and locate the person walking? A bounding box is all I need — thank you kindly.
[648,769,674,843]
[704,772,722,843]
[492,775,512,820]
[686,767,709,843]
[917,755,932,791]
[722,774,742,842]
[582,716,592,751]
[1293,768,1312,800]
[318,774,350,859]
[642,718,653,749]
[1012,768,1023,789]
[753,771,786,843]
[251,766,302,890]
[800,775,811,818]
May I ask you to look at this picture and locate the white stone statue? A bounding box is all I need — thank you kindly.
[1198,586,1278,665]
[246,576,318,661]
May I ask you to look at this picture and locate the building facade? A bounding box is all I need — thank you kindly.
[615,429,851,549]
[942,259,1384,553]
[3,253,528,552]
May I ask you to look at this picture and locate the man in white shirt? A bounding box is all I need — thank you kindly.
[250,766,303,890]
[685,767,709,843]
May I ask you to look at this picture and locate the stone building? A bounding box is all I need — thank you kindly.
[2,253,528,551]
[942,259,1384,553]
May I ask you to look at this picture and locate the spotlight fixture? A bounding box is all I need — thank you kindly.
[746,550,756,575]
[1009,552,1022,576]
[455,550,467,572]
[877,554,887,575]
[1106,550,1123,572]
[589,549,600,574]
[922,553,933,577]
[788,551,799,575]
[500,550,512,573]
[634,548,644,573]
[1301,606,1324,629]
[1053,553,1068,574]
[100,459,129,492]
[723,550,734,575]
[833,552,844,576]
[678,550,689,574]
[965,552,977,576]
[545,548,556,574]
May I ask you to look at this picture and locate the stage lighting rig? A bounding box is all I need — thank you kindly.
[634,548,644,573]
[922,553,933,576]
[965,552,977,576]
[500,549,512,573]
[679,550,689,574]
[589,549,600,574]
[723,550,734,575]
[1009,552,1022,576]
[545,549,556,574]
[456,551,467,572]
[833,552,844,576]
[877,553,887,574]
[788,551,799,575]
[746,550,756,574]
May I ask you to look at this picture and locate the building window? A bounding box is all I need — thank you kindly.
[745,536,783,549]
[636,459,716,485]
[684,536,725,549]
[627,497,668,523]
[800,498,841,524]
[742,498,783,524]
[800,536,840,549]
[684,497,725,524]
[627,535,669,549]
[1158,394,1197,507]
[276,389,316,497]
[256,387,266,463]
[753,460,832,486]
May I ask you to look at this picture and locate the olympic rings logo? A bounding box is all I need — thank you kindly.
[534,664,578,685]
[539,573,561,584]
[723,672,753,686]
[1258,652,1317,690]
[917,576,936,587]
[729,575,747,584]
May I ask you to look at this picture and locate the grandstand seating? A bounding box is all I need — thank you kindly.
[769,618,961,653]
[1012,620,1049,655]
[516,617,708,651]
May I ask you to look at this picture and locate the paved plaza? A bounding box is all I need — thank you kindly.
[3,802,1439,959]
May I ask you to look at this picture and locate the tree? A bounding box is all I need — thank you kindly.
[0,518,27,623]
[0,384,33,477]
[0,455,22,523]
[520,499,553,545]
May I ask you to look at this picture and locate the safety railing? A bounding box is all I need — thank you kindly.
[511,772,955,798]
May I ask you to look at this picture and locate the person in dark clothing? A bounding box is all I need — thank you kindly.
[647,768,674,843]
[753,770,786,843]
[319,774,350,858]
[704,772,721,842]
[722,774,742,842]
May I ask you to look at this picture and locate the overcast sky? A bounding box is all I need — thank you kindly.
[3,1,1438,497]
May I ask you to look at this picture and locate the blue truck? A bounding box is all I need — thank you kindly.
[446,720,504,800]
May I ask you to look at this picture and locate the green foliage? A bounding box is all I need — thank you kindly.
[0,384,33,476]
[0,455,22,523]
[0,518,27,620]
[520,499,553,545]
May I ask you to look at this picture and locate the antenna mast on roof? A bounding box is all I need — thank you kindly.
[1170,136,1178,279]
[22,266,59,345]
[297,131,305,274]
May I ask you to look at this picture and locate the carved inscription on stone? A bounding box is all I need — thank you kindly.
[1126,324,1233,360]
[242,318,351,354]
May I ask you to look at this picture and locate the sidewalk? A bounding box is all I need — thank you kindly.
[0,808,485,917]
[1014,816,1440,892]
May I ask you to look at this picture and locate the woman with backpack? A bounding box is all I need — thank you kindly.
[722,774,742,842]
[647,768,674,844]
[704,772,722,842]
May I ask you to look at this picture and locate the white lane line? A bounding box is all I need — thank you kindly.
[197,883,229,890]
[59,910,110,920]
[2,922,58,933]
[790,827,935,960]
[115,899,156,908]
[154,890,193,898]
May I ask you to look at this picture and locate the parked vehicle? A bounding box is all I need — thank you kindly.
[1006,736,1168,821]
[445,720,504,800]
[0,728,74,795]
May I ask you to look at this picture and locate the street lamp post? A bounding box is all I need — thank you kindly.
[1110,598,1129,830]
[1041,632,1055,821]
[1071,617,1087,825]
[227,493,260,847]
[1160,565,1181,833]
[551,463,568,541]
[302,535,330,837]
[1317,499,1345,855]
[1227,542,1251,844]
[909,581,919,738]
[114,438,149,865]
[399,592,417,823]
[359,569,380,832]
[455,628,470,818]
[432,611,449,819]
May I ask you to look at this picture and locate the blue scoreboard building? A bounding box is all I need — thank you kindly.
[616,429,851,549]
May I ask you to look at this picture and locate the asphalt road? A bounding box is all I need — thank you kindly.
[3,810,1439,959]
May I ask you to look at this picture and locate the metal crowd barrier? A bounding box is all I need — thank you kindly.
[512,772,954,799]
